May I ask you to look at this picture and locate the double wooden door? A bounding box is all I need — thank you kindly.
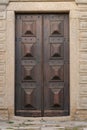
[15,14,69,117]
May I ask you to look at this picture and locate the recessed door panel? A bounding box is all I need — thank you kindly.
[15,14,69,117]
[43,15,69,116]
[15,15,42,116]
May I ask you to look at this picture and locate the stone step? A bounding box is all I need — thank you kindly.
[41,127,65,130]
[1,126,87,130]
[0,120,87,130]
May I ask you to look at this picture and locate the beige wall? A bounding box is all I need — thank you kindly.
[0,0,87,120]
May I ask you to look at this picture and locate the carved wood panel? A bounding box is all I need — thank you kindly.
[43,14,69,116]
[15,14,69,117]
[15,14,42,116]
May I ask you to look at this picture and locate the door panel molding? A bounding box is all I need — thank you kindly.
[15,14,69,117]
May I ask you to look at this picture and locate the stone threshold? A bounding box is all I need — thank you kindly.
[1,126,87,130]
[0,120,87,130]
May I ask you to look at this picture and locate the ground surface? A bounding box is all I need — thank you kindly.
[0,119,87,130]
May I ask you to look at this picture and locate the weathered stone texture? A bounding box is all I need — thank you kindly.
[80,20,87,29]
[0,0,9,4]
[0,2,7,120]
[79,40,87,51]
[9,0,74,1]
[78,8,87,112]
[75,110,87,120]
[76,0,87,4]
[0,11,6,19]
[80,53,87,61]
[0,0,87,121]
[0,108,8,120]
[0,76,5,93]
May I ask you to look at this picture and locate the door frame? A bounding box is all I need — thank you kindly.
[6,1,79,120]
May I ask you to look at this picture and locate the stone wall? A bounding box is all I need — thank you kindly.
[0,1,8,120]
[75,1,87,120]
[0,0,87,120]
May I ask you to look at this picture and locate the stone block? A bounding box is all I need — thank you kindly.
[0,44,5,51]
[41,127,65,130]
[80,73,87,83]
[9,0,75,2]
[0,75,5,93]
[7,2,76,11]
[0,32,5,42]
[0,109,8,120]
[18,126,41,130]
[0,97,4,106]
[76,0,87,4]
[79,12,87,19]
[80,52,87,61]
[0,5,7,11]
[0,11,6,20]
[79,96,87,108]
[80,20,87,30]
[70,10,79,19]
[0,63,5,74]
[0,33,5,51]
[0,53,5,62]
[80,64,87,72]
[0,20,6,31]
[80,84,87,95]
[0,86,3,92]
[80,31,87,38]
[79,41,87,51]
[0,0,9,5]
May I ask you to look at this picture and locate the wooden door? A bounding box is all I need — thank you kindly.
[43,15,69,116]
[15,14,69,117]
[15,15,42,116]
